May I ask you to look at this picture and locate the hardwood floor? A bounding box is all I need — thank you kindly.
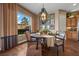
[0,42,41,56]
[0,40,79,56]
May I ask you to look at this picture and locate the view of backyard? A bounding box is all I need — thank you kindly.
[17,12,32,44]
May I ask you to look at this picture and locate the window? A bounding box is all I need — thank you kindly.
[40,14,55,30]
[17,12,32,35]
[17,11,32,44]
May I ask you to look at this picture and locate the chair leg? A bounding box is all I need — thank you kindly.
[57,46,59,56]
[62,45,64,52]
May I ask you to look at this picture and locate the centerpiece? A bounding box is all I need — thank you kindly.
[39,28,50,35]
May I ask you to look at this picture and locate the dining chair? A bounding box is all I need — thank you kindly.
[54,32,65,56]
[25,31,36,41]
[31,32,37,42]
[25,31,40,49]
[25,31,31,42]
[24,31,34,48]
[41,38,49,55]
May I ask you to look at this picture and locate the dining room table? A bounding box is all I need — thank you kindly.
[31,33,55,49]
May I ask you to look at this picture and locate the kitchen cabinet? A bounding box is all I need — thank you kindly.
[66,17,77,41]
[66,18,71,27]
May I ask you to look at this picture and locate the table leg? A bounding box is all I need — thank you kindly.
[36,38,39,49]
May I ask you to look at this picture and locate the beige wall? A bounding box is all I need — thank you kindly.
[55,10,66,32]
[37,15,40,31]
[55,10,59,31]
[0,4,3,50]
[59,10,66,32]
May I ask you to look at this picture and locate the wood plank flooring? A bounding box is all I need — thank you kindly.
[0,40,79,56]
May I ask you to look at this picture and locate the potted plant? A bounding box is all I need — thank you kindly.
[40,28,49,35]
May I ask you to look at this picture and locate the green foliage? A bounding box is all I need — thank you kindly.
[67,12,75,18]
[48,31,54,35]
[18,29,25,35]
[39,28,50,34]
[21,17,28,25]
[67,12,71,17]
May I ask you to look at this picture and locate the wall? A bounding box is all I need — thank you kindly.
[59,10,66,32]
[35,14,41,31]
[55,10,59,31]
[55,10,66,32]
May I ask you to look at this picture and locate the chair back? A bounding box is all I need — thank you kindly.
[55,31,65,47]
[55,31,65,40]
[25,31,31,41]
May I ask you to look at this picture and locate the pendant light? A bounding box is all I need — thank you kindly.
[40,3,48,24]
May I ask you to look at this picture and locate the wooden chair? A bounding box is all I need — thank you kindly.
[25,31,40,49]
[25,31,36,42]
[55,32,65,56]
[41,38,49,56]
[31,32,37,42]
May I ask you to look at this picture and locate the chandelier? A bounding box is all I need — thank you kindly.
[40,4,48,24]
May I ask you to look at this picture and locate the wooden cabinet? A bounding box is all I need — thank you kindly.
[66,17,77,27]
[71,17,77,27]
[66,17,77,41]
[66,31,72,39]
[66,18,71,27]
[72,31,77,41]
[66,31,77,41]
[66,14,79,48]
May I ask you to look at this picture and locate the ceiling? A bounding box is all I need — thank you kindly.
[19,3,79,14]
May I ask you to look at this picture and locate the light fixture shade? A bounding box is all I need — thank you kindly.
[40,7,48,24]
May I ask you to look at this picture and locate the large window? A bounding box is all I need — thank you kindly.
[17,11,32,44]
[17,12,32,35]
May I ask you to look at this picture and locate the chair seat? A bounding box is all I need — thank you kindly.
[31,38,36,41]
[56,35,64,39]
[55,39,63,45]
